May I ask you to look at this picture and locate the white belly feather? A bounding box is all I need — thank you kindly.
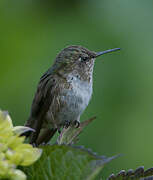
[58,74,93,124]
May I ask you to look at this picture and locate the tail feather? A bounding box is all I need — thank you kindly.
[22,117,57,146]
[35,128,57,146]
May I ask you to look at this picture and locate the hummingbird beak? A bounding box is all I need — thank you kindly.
[96,48,121,57]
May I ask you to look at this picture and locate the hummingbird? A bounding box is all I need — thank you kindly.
[24,45,120,146]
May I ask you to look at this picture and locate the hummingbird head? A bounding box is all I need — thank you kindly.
[54,45,120,81]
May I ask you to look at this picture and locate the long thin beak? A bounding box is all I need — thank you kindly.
[96,48,121,57]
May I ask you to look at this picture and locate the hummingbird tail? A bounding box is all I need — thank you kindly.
[34,128,57,145]
[21,117,57,145]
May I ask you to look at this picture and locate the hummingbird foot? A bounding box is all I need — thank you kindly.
[73,120,80,128]
[64,120,71,129]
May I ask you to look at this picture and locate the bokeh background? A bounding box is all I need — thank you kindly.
[1,0,153,178]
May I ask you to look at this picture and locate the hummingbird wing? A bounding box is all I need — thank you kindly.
[25,70,62,145]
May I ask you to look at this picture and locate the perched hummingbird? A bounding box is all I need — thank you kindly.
[24,45,120,146]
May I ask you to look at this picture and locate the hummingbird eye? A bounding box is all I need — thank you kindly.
[81,56,89,62]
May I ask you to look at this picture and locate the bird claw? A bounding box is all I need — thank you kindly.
[64,120,71,129]
[73,120,80,128]
[63,120,80,129]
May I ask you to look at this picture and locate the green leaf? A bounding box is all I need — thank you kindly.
[107,166,153,180]
[23,145,117,180]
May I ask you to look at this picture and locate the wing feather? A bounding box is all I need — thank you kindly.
[25,73,60,144]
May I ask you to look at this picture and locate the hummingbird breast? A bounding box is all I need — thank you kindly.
[53,73,93,127]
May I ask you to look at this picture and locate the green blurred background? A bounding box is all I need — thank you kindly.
[1,0,153,178]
